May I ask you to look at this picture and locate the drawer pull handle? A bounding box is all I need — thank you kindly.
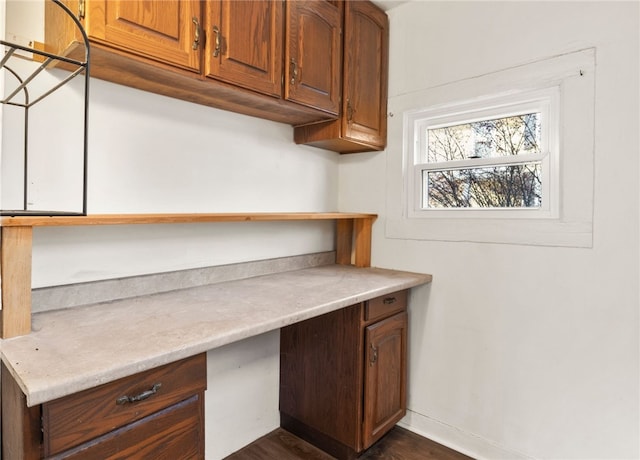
[383,296,396,305]
[116,383,162,405]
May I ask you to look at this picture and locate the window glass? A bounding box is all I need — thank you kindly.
[421,112,544,209]
[408,90,556,216]
[425,113,541,163]
[423,163,542,208]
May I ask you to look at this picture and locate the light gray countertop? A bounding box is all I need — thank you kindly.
[0,264,431,407]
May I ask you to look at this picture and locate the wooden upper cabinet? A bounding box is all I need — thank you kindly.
[285,1,342,115]
[45,0,344,129]
[341,0,388,149]
[293,0,389,153]
[84,0,201,72]
[205,0,284,97]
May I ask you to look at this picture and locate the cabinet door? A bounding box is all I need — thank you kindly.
[342,0,388,148]
[285,0,342,115]
[362,311,407,449]
[85,0,201,72]
[205,0,283,97]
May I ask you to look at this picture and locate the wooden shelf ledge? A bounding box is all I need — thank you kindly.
[0,212,377,339]
[0,212,377,227]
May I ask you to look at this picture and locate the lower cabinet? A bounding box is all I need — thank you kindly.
[2,353,207,460]
[2,293,408,459]
[280,290,408,459]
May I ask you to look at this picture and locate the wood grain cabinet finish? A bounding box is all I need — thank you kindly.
[285,0,342,115]
[78,0,201,72]
[362,311,407,449]
[294,0,389,153]
[2,354,207,460]
[205,0,283,97]
[280,290,408,459]
[206,0,341,114]
[45,0,340,126]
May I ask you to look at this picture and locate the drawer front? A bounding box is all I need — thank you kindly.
[43,353,207,456]
[365,290,408,324]
[47,394,205,460]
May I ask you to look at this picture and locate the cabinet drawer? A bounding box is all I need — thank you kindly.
[364,290,407,324]
[47,394,204,460]
[43,353,207,456]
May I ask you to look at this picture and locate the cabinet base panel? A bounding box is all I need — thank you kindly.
[281,412,358,460]
[293,121,384,154]
[53,42,337,127]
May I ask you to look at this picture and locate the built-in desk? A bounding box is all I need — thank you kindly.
[1,262,431,459]
[0,212,431,458]
[2,264,431,406]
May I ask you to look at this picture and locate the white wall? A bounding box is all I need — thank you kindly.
[28,77,339,288]
[1,3,340,458]
[339,2,639,459]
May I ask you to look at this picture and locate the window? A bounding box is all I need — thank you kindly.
[386,48,594,247]
[406,88,559,219]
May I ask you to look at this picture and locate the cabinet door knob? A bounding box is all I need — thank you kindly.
[212,26,221,57]
[192,17,200,50]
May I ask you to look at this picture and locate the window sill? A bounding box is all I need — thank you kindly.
[385,217,592,248]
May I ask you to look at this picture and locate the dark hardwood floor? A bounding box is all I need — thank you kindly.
[224,426,473,460]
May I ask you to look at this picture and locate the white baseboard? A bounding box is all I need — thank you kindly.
[398,410,535,460]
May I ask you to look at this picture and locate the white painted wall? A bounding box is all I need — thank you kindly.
[339,2,639,459]
[27,77,339,289]
[1,3,339,458]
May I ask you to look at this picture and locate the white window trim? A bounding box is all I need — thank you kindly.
[406,87,560,219]
[385,48,595,247]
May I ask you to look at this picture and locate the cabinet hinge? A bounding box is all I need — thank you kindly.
[78,0,86,20]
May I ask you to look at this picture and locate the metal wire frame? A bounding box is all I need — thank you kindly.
[0,0,90,216]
